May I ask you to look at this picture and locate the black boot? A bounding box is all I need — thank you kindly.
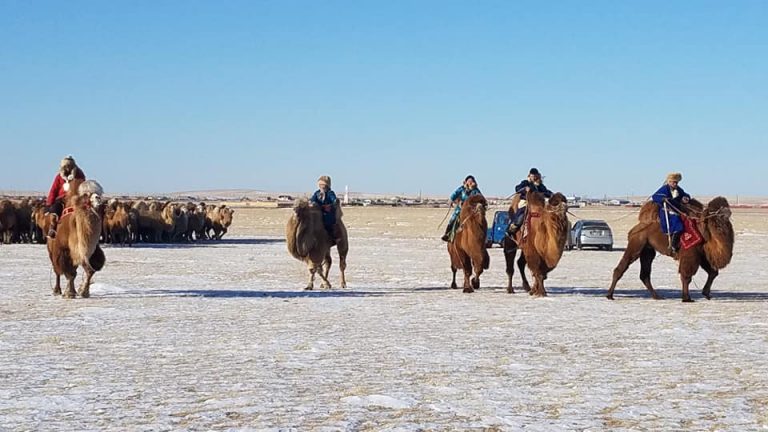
[670,232,681,254]
[441,222,453,242]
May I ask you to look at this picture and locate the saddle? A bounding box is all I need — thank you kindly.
[679,215,703,250]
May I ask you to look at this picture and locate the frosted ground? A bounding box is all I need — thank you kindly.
[1,205,767,431]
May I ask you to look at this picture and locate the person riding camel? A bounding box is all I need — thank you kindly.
[46,155,86,238]
[310,175,341,245]
[441,175,482,242]
[506,168,553,239]
[652,172,691,254]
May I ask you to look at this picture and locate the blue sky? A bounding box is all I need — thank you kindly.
[1,1,766,197]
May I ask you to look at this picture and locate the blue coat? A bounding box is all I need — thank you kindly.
[449,186,482,221]
[514,180,553,201]
[310,189,337,228]
[652,184,690,234]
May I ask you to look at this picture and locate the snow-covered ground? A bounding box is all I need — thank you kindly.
[1,206,767,431]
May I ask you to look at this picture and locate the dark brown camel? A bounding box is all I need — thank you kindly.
[607,197,734,302]
[447,194,490,293]
[503,191,569,296]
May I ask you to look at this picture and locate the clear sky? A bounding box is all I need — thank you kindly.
[1,1,766,198]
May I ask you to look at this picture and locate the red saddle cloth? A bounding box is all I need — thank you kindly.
[680,215,703,250]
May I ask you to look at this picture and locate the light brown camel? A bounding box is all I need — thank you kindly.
[47,179,106,298]
[286,199,349,290]
[503,191,569,296]
[607,197,734,302]
[447,194,490,293]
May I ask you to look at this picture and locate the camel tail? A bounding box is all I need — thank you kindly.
[72,208,101,268]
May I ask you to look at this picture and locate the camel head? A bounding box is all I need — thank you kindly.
[461,194,487,218]
[77,180,104,208]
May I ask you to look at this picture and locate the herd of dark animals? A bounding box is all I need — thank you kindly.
[0,188,737,302]
[0,196,234,246]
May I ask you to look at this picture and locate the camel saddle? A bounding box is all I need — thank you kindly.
[680,214,703,250]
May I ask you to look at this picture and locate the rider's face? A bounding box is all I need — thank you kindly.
[465,179,476,189]
[667,180,679,189]
[318,182,328,191]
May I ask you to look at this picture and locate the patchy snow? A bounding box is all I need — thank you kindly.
[0,206,767,430]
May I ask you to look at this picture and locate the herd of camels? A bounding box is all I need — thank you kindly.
[45,178,734,302]
[286,188,734,302]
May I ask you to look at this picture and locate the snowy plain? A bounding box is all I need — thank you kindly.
[1,205,767,431]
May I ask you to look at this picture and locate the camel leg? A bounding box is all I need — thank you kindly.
[320,253,332,289]
[638,246,662,300]
[607,240,646,300]
[450,266,458,289]
[470,256,483,291]
[338,250,348,289]
[53,273,62,296]
[462,256,473,293]
[305,264,316,291]
[533,273,547,297]
[63,272,77,299]
[517,254,531,293]
[699,258,718,300]
[77,263,95,298]
[678,254,698,303]
[503,242,517,293]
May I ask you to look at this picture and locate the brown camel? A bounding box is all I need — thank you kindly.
[503,191,569,296]
[607,197,734,302]
[447,194,490,293]
[47,179,106,298]
[286,199,349,290]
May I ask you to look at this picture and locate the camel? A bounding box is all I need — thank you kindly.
[607,197,734,302]
[0,200,17,244]
[286,199,349,290]
[104,200,131,246]
[503,191,569,296]
[447,194,490,293]
[47,179,106,298]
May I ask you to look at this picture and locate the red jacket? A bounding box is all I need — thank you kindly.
[46,169,86,206]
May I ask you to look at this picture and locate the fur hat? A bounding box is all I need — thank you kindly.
[464,175,476,183]
[317,175,331,188]
[529,168,541,177]
[666,172,682,183]
[60,155,76,175]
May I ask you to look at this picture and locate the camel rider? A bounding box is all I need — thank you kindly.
[310,175,340,244]
[506,168,553,239]
[441,175,482,242]
[652,172,691,254]
[46,155,86,238]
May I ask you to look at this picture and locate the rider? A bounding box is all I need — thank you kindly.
[46,155,86,238]
[506,168,553,239]
[310,175,340,244]
[441,175,482,242]
[652,172,691,254]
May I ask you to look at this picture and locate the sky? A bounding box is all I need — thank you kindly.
[1,0,766,198]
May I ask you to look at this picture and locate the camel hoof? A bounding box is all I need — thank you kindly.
[606,295,614,300]
[304,286,313,291]
[652,294,664,300]
[471,278,480,290]
[78,290,90,299]
[53,289,61,296]
[682,298,695,303]
[450,282,457,289]
[341,282,347,289]
[507,287,515,294]
[62,291,76,299]
[463,287,474,293]
[702,291,711,300]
